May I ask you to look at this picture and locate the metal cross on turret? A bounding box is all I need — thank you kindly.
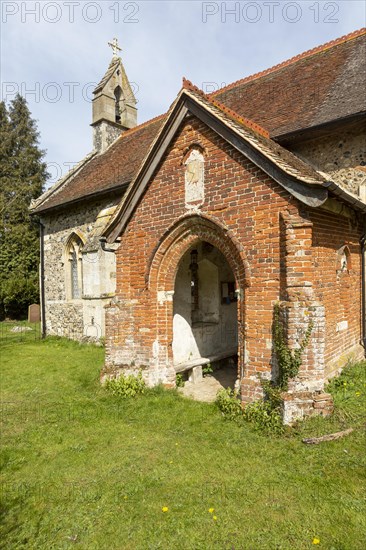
[108,37,122,58]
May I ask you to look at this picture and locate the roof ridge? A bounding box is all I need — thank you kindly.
[115,113,166,141]
[30,151,97,211]
[93,57,121,92]
[182,78,269,138]
[211,28,366,98]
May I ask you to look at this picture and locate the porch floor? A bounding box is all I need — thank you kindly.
[177,364,237,403]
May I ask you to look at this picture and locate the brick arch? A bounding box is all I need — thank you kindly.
[147,214,249,375]
[147,213,251,291]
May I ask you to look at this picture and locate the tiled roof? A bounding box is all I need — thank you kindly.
[183,81,325,185]
[32,29,365,213]
[104,84,331,242]
[32,115,165,213]
[182,78,270,138]
[212,29,366,137]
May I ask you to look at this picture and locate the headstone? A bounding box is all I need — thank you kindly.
[11,326,33,333]
[28,304,41,323]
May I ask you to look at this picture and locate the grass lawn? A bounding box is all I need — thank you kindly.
[0,322,365,549]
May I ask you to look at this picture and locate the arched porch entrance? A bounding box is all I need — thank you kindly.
[148,214,250,391]
[173,241,238,388]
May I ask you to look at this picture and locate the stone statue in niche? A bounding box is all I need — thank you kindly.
[184,149,204,208]
[340,253,348,272]
[337,245,351,274]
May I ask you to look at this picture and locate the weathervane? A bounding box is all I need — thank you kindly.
[108,37,122,58]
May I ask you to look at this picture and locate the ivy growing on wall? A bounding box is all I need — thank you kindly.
[272,303,314,391]
[216,303,314,434]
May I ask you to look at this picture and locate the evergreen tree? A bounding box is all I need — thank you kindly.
[0,95,48,319]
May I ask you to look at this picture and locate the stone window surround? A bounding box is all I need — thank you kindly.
[64,230,86,301]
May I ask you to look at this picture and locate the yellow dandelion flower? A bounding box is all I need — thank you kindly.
[355,391,361,396]
[213,516,217,521]
[208,508,214,514]
[312,537,320,545]
[162,506,169,513]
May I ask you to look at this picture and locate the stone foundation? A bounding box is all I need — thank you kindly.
[282,391,334,425]
[325,342,365,379]
[100,362,176,388]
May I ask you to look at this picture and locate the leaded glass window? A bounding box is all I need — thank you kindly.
[66,234,84,300]
[71,250,80,299]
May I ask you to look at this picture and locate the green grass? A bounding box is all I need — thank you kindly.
[0,327,365,549]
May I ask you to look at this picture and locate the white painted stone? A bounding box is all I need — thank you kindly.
[157,290,174,304]
[144,365,176,387]
[282,402,306,425]
[188,365,203,383]
[152,339,160,359]
[336,320,348,332]
[173,313,200,364]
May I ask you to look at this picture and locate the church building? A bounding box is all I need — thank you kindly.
[31,30,366,422]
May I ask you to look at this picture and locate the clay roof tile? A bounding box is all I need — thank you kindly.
[32,29,366,213]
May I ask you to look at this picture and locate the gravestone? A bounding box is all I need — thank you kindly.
[28,304,40,323]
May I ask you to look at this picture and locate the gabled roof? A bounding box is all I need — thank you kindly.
[182,79,326,186]
[31,115,165,214]
[31,29,366,214]
[93,57,121,94]
[102,82,332,242]
[212,28,366,138]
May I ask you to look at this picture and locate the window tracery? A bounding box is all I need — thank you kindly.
[65,234,84,300]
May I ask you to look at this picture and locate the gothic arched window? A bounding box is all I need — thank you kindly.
[65,233,84,300]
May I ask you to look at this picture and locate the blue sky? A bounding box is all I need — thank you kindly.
[1,1,365,186]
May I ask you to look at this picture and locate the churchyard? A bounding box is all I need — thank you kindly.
[0,322,365,549]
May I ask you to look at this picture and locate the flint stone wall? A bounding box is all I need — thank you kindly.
[41,198,119,341]
[291,122,366,196]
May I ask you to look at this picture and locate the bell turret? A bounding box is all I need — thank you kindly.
[91,38,137,153]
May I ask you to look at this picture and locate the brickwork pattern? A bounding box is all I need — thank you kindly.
[310,208,364,376]
[104,116,364,421]
[104,119,293,386]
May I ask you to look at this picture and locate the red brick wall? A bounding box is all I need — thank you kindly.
[105,115,364,393]
[308,207,364,376]
[107,117,298,389]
